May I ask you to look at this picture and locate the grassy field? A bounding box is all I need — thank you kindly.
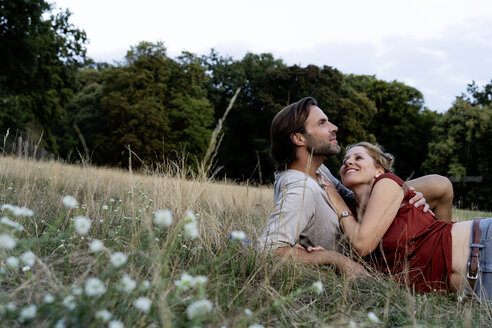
[0,156,491,327]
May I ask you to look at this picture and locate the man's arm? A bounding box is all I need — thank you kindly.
[274,246,368,279]
[407,174,453,222]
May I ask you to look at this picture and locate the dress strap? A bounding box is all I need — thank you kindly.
[371,173,411,198]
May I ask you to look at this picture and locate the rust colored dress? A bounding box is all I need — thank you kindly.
[366,173,453,292]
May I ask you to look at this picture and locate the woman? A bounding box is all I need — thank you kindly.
[322,142,491,299]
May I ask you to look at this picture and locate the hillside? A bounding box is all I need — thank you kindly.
[0,157,490,327]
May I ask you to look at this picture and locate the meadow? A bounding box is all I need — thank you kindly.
[0,156,491,327]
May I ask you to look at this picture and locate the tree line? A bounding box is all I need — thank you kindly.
[1,1,492,209]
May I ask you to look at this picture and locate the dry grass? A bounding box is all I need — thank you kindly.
[0,156,491,327]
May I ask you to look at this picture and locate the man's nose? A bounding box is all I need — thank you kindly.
[328,122,338,132]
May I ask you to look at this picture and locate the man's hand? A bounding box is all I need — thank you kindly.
[294,244,326,252]
[338,258,370,280]
[280,244,370,279]
[407,187,433,214]
[406,175,453,222]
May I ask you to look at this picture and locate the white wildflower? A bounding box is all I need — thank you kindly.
[85,277,106,297]
[20,207,34,217]
[109,320,124,328]
[22,265,31,272]
[249,325,264,328]
[183,210,197,224]
[102,205,109,210]
[71,286,82,295]
[62,196,78,209]
[312,281,323,295]
[133,297,152,313]
[194,275,208,286]
[43,293,55,304]
[1,204,33,217]
[6,256,19,269]
[18,304,36,322]
[6,302,17,311]
[186,299,213,320]
[367,312,380,323]
[63,295,76,310]
[1,216,24,231]
[89,239,104,252]
[110,252,128,268]
[1,204,14,213]
[139,280,150,291]
[154,209,173,228]
[349,320,357,328]
[0,233,16,249]
[174,272,195,291]
[20,251,36,267]
[231,230,246,240]
[244,308,253,316]
[74,216,91,235]
[5,302,17,312]
[183,222,198,239]
[95,309,112,322]
[118,274,136,292]
[54,318,66,328]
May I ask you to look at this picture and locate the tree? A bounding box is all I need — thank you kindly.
[166,52,214,161]
[423,96,492,210]
[460,79,492,107]
[76,42,214,167]
[0,0,87,154]
[65,68,107,162]
[346,76,437,179]
[203,52,285,182]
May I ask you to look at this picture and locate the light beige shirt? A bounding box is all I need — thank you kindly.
[258,165,350,252]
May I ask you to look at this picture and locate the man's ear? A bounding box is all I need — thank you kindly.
[290,133,305,146]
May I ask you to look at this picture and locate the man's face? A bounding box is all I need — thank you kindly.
[302,106,340,156]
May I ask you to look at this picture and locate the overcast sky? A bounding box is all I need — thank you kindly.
[53,0,492,113]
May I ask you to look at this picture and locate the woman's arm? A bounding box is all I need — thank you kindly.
[323,178,404,256]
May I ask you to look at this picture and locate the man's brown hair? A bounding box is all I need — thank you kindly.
[270,97,317,170]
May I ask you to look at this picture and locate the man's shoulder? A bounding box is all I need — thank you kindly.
[274,170,321,192]
[317,164,333,178]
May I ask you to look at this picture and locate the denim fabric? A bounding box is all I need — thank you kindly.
[471,218,492,302]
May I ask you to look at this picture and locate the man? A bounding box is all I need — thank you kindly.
[258,97,453,278]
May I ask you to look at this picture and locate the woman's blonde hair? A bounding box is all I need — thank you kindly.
[346,142,395,173]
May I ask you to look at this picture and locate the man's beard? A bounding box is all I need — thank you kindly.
[304,133,341,156]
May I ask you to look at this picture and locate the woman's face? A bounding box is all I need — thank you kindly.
[339,146,384,188]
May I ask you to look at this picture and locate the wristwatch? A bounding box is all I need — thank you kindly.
[339,211,351,222]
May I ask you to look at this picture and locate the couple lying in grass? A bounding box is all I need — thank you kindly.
[258,97,492,302]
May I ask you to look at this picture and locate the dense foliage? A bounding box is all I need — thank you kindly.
[0,0,87,154]
[1,1,492,209]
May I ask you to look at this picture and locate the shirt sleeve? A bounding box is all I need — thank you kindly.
[258,182,317,250]
[318,164,356,206]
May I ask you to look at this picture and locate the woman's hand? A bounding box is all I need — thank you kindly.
[319,176,351,214]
